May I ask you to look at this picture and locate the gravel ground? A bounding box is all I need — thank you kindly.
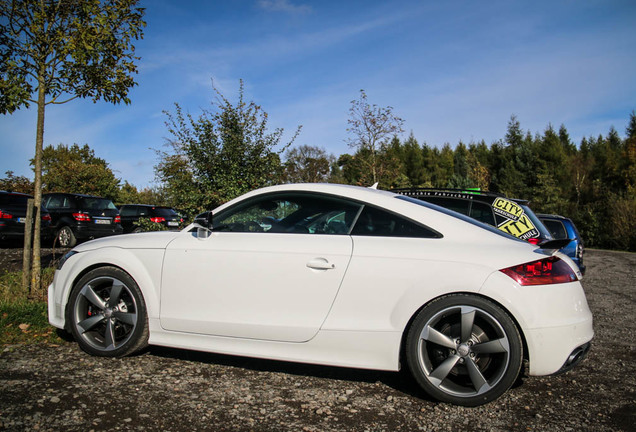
[1,248,634,431]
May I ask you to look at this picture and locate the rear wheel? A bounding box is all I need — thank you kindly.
[57,226,77,248]
[67,266,148,357]
[406,294,523,406]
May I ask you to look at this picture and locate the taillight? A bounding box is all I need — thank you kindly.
[500,256,577,286]
[0,211,12,219]
[150,217,165,223]
[527,237,541,245]
[42,214,52,222]
[73,212,91,221]
[114,215,121,224]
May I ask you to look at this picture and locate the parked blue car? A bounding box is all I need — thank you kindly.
[538,214,586,275]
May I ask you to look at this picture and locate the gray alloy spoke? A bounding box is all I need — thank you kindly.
[77,314,105,333]
[103,319,117,351]
[428,355,460,387]
[460,307,476,343]
[106,280,125,308]
[113,311,136,326]
[80,285,106,310]
[472,337,510,354]
[465,357,492,394]
[421,325,457,349]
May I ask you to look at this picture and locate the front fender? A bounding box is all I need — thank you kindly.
[48,246,165,330]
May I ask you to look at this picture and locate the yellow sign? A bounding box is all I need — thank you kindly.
[492,197,524,221]
[498,214,539,240]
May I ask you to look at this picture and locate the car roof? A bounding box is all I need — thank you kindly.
[44,192,108,199]
[0,190,33,197]
[211,183,528,245]
[391,188,530,205]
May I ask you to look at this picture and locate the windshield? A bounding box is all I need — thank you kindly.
[396,195,524,242]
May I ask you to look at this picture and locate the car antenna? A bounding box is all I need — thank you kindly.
[369,182,379,190]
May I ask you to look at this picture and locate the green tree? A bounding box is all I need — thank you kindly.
[283,145,333,183]
[117,181,166,206]
[156,80,300,216]
[0,171,34,194]
[0,0,145,293]
[400,133,426,186]
[346,90,404,185]
[40,143,120,200]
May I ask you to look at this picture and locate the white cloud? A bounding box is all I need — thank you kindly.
[257,0,312,15]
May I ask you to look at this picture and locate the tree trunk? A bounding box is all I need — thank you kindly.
[21,198,34,292]
[31,73,46,297]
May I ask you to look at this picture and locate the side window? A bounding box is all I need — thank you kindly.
[214,193,362,234]
[120,206,135,217]
[470,201,496,226]
[45,196,62,210]
[351,206,440,238]
[543,219,567,239]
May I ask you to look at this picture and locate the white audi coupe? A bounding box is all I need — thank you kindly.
[48,183,593,406]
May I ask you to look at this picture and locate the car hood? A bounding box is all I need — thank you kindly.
[73,231,181,252]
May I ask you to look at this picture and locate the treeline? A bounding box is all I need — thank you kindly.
[336,114,636,251]
[2,86,634,251]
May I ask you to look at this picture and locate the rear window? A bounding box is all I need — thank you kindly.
[153,207,179,217]
[396,195,523,242]
[0,194,30,206]
[79,197,118,211]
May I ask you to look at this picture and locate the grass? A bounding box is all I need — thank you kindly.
[0,268,65,345]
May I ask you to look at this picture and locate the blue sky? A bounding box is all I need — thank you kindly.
[1,0,635,188]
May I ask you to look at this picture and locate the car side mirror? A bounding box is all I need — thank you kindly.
[194,212,213,239]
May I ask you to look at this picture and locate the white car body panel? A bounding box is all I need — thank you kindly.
[161,232,352,342]
[48,183,594,377]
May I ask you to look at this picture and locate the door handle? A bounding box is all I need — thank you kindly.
[306,258,336,270]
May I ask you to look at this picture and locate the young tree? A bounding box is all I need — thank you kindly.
[0,0,145,292]
[346,90,404,185]
[156,80,301,215]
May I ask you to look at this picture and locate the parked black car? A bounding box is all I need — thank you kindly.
[538,214,586,274]
[0,191,52,243]
[118,204,183,233]
[42,193,123,247]
[391,188,553,244]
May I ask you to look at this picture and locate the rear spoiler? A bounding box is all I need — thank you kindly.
[538,238,571,250]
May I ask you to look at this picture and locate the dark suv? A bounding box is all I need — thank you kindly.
[538,214,586,274]
[118,204,183,233]
[391,188,553,244]
[0,191,52,243]
[43,193,123,247]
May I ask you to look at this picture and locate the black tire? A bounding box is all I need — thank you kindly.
[405,294,523,406]
[66,266,149,357]
[132,227,144,233]
[57,226,77,248]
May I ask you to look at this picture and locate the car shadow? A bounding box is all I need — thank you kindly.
[146,345,432,401]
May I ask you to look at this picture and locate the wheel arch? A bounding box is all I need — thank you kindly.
[398,291,530,372]
[58,248,162,332]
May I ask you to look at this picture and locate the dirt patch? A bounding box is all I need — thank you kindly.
[0,248,634,431]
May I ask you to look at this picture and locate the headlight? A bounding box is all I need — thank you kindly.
[57,250,79,270]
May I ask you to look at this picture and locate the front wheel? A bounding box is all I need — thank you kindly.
[405,294,523,406]
[67,266,149,357]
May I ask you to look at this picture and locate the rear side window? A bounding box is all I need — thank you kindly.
[0,194,30,206]
[351,205,440,238]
